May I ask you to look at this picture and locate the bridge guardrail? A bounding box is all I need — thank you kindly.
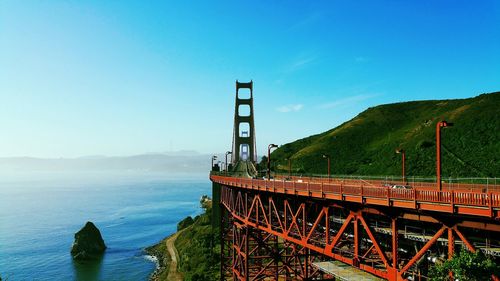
[211,173,500,217]
[210,171,500,192]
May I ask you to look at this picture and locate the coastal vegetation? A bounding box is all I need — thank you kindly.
[429,249,499,281]
[265,92,499,178]
[147,197,220,281]
[174,204,220,281]
[177,216,194,231]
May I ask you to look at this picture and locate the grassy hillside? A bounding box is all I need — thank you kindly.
[267,92,499,178]
[174,206,220,281]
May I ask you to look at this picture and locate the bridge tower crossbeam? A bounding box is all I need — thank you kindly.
[231,81,257,165]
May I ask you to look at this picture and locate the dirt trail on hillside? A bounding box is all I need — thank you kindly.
[166,231,183,281]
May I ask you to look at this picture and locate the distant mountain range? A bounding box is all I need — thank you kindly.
[268,92,499,178]
[0,151,217,174]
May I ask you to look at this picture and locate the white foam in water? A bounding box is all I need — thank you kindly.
[144,255,160,269]
[105,222,126,228]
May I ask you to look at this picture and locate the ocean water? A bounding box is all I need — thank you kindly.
[0,172,210,280]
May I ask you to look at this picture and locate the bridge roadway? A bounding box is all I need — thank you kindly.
[212,174,500,218]
[213,173,500,281]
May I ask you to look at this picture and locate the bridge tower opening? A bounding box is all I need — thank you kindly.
[230,81,258,177]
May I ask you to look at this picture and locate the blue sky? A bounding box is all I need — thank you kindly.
[1,1,499,158]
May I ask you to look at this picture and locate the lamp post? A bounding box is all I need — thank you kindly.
[395,149,406,184]
[436,120,453,191]
[322,154,331,181]
[267,144,278,180]
[225,151,232,175]
[211,155,217,171]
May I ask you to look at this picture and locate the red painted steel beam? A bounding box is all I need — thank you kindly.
[326,213,355,253]
[354,216,359,266]
[448,228,454,259]
[453,226,476,252]
[358,215,389,268]
[362,244,375,259]
[305,207,327,242]
[391,218,398,281]
[400,226,447,275]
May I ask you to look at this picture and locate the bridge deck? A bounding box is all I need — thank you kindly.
[313,261,385,281]
[211,175,500,218]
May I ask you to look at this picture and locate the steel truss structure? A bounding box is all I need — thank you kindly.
[221,202,330,281]
[217,182,500,281]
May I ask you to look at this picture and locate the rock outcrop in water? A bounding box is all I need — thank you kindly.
[71,221,106,260]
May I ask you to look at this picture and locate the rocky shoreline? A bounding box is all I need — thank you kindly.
[145,235,172,281]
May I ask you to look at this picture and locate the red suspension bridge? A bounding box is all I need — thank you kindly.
[211,81,500,281]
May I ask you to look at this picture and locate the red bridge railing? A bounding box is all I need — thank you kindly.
[211,174,500,218]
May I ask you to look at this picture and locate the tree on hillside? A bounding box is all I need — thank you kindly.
[257,156,268,173]
[429,249,499,281]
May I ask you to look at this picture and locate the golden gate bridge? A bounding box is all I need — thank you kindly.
[210,81,499,281]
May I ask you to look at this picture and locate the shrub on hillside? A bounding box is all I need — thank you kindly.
[177,216,194,231]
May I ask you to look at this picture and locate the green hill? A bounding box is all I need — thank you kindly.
[267,92,499,178]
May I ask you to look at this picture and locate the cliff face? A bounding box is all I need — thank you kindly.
[71,221,107,260]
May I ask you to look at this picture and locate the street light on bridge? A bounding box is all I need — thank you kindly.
[211,155,218,171]
[267,144,279,180]
[225,151,232,175]
[322,154,331,181]
[436,120,453,191]
[395,149,406,184]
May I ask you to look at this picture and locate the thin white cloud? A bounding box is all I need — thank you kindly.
[276,104,304,113]
[293,57,316,68]
[319,94,379,109]
[285,56,317,73]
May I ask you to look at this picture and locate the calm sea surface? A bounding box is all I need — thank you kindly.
[0,172,209,280]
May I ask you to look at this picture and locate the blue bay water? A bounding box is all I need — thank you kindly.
[0,172,210,280]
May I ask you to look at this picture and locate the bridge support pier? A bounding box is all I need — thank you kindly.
[391,218,399,281]
[353,215,360,267]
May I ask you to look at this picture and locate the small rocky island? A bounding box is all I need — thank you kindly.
[71,221,107,260]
